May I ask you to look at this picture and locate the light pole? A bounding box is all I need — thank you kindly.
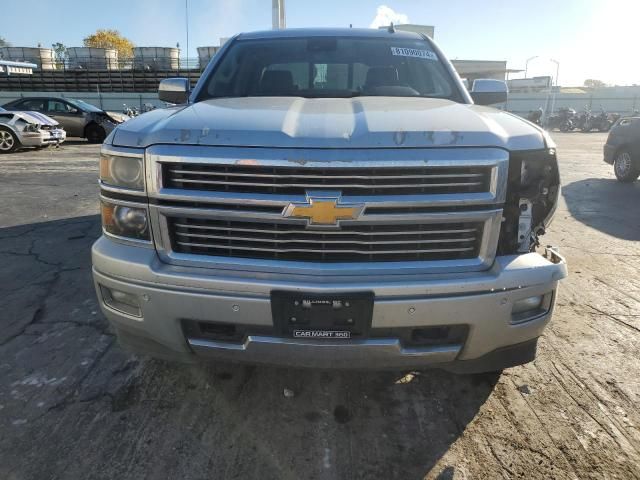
[550,58,560,87]
[549,59,560,115]
[272,0,286,29]
[524,56,538,78]
[549,58,560,115]
[184,0,190,69]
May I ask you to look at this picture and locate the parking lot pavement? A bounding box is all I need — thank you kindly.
[1,133,639,480]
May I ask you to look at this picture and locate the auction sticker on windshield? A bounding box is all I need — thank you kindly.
[390,47,438,60]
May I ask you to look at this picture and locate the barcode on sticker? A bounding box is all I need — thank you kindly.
[390,47,438,60]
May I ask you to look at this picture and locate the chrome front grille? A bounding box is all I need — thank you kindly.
[164,164,492,196]
[169,217,484,262]
[144,145,509,275]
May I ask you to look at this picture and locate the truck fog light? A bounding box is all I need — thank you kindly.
[511,293,553,324]
[100,285,142,317]
[512,295,543,314]
[101,201,150,240]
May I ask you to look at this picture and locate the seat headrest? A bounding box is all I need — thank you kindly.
[365,66,399,87]
[260,70,295,95]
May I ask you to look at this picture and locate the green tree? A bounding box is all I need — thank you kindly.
[584,79,607,89]
[83,29,134,58]
[51,42,67,69]
[0,36,10,47]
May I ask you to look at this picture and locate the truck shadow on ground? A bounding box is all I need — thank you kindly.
[562,177,640,241]
[0,215,498,480]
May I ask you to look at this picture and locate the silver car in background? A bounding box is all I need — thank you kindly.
[0,107,66,153]
[2,97,127,143]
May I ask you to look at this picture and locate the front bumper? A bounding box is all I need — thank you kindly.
[19,128,66,147]
[92,237,567,371]
[603,143,616,164]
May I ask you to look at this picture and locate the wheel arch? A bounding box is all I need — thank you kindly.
[83,120,100,138]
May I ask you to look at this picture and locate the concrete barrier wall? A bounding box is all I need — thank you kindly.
[506,89,640,116]
[2,89,639,118]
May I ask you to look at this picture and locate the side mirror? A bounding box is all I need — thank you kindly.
[159,78,190,104]
[470,79,508,106]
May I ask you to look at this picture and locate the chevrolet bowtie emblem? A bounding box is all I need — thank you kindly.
[283,194,364,227]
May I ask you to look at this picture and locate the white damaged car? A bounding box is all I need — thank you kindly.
[0,107,66,153]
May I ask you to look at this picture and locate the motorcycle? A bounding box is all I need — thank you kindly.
[547,107,576,132]
[591,110,613,132]
[141,103,157,113]
[122,104,140,117]
[527,108,543,126]
[573,107,593,132]
[581,109,614,132]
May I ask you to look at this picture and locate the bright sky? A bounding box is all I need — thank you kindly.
[3,0,639,86]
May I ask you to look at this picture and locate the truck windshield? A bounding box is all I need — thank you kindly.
[199,36,462,101]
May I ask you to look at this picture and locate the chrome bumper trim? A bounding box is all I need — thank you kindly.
[188,336,461,369]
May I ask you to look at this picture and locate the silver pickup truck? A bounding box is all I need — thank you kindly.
[92,28,567,373]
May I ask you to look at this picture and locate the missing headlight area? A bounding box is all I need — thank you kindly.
[498,149,560,255]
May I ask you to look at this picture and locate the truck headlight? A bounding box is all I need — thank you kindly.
[498,148,560,254]
[100,154,144,190]
[101,201,150,240]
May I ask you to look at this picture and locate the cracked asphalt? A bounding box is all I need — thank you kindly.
[1,134,639,480]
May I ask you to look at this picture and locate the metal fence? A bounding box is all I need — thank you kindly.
[0,54,206,71]
[506,89,640,118]
[0,57,206,93]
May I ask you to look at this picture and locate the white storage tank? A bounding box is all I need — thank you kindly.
[133,47,180,70]
[67,47,119,70]
[0,47,57,70]
[197,46,221,68]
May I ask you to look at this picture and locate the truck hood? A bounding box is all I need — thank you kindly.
[111,97,546,150]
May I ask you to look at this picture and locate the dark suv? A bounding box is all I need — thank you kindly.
[604,116,640,182]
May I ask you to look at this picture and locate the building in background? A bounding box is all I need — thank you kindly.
[450,60,523,85]
[508,76,552,93]
[0,60,37,76]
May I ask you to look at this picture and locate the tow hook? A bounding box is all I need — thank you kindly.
[544,245,563,264]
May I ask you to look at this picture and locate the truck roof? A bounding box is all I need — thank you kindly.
[237,27,425,41]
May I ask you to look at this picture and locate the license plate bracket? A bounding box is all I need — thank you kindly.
[271,291,374,339]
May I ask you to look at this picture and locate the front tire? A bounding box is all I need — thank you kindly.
[85,124,106,144]
[0,127,19,154]
[614,150,639,182]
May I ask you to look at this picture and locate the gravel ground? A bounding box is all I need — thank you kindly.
[0,134,639,480]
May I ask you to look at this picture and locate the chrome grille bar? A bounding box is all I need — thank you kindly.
[173,222,478,236]
[164,163,491,196]
[174,242,476,255]
[168,168,485,180]
[167,177,484,189]
[168,217,483,262]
